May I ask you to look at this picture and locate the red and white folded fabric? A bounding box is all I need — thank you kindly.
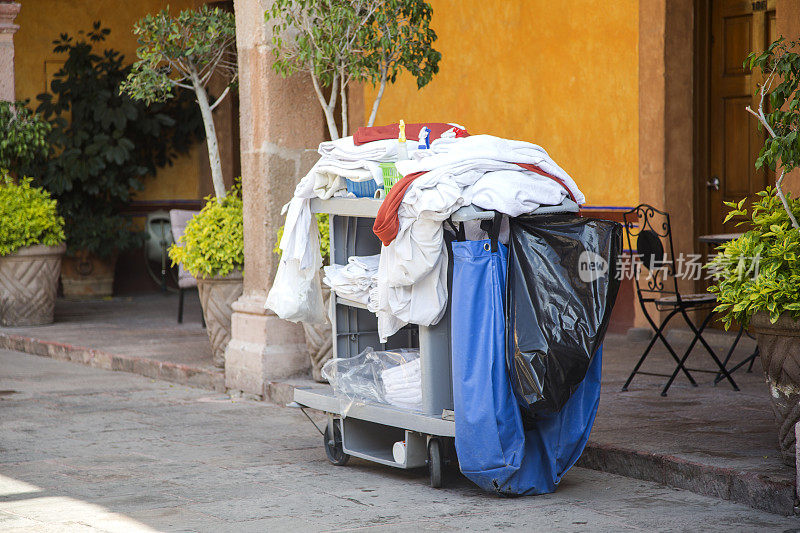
[353,123,469,146]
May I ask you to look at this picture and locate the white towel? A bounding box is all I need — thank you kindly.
[322,254,382,308]
[381,359,422,411]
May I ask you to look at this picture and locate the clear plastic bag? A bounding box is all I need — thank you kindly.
[321,348,422,414]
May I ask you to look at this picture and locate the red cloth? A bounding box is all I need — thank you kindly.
[372,172,426,246]
[354,123,469,146]
[373,164,577,246]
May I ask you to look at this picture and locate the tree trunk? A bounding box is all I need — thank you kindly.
[340,73,348,138]
[367,72,387,127]
[310,71,340,140]
[190,69,226,200]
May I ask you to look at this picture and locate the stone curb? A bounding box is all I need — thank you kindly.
[577,441,796,516]
[0,332,225,392]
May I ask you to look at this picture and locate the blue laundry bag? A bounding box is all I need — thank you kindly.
[451,236,602,496]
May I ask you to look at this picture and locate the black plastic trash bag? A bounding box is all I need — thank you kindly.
[506,214,622,418]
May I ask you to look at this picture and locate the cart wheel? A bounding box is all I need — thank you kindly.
[428,438,443,488]
[323,421,350,466]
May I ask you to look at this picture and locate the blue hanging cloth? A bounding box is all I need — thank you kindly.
[451,235,602,496]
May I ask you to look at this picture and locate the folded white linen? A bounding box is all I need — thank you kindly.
[318,136,423,164]
[382,359,420,380]
[381,359,422,410]
[399,134,584,204]
[374,135,584,340]
[322,254,382,309]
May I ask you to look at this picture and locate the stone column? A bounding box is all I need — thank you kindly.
[0,2,21,102]
[225,0,324,396]
[634,0,697,331]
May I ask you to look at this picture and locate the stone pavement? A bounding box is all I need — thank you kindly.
[1,349,798,532]
[583,333,794,515]
[0,295,796,515]
[0,294,223,392]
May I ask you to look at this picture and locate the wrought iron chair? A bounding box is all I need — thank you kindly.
[621,204,738,395]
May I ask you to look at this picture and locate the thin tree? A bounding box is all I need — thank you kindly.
[746,37,800,230]
[121,6,237,200]
[265,0,440,140]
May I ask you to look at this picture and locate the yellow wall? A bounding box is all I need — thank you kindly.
[364,0,639,208]
[14,0,202,201]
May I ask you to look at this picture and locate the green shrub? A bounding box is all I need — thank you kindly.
[0,101,51,176]
[33,22,204,258]
[707,187,800,328]
[0,171,65,256]
[168,183,243,278]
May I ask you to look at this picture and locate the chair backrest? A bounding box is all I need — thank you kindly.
[169,209,200,289]
[622,204,681,302]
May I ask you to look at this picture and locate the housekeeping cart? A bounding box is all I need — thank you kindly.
[292,196,580,488]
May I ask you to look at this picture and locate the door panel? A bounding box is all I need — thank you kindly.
[707,0,775,234]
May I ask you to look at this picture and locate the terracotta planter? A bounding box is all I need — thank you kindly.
[302,283,333,382]
[61,250,117,298]
[0,244,65,326]
[197,270,243,368]
[749,311,800,466]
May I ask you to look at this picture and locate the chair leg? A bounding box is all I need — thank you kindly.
[622,330,661,391]
[622,308,696,391]
[680,308,739,392]
[661,309,715,396]
[178,288,184,324]
[713,325,745,385]
[747,346,758,372]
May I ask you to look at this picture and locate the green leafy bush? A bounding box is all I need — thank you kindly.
[33,22,204,258]
[0,101,51,176]
[169,184,243,278]
[0,172,65,256]
[708,187,800,328]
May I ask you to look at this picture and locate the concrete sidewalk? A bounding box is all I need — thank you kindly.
[0,294,796,515]
[2,348,798,532]
[0,294,223,392]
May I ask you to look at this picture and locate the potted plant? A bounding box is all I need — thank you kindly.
[708,37,800,465]
[33,23,203,298]
[169,185,244,368]
[0,172,66,326]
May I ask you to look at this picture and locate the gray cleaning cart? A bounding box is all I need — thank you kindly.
[292,196,579,487]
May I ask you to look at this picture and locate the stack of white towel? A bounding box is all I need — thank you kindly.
[322,254,381,311]
[381,358,422,411]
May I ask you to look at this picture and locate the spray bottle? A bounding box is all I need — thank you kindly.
[397,119,409,160]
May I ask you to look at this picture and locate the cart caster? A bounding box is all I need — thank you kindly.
[428,438,443,488]
[323,421,350,466]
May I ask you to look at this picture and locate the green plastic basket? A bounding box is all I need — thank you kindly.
[380,162,401,194]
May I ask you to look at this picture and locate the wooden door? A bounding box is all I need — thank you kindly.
[707,0,776,234]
